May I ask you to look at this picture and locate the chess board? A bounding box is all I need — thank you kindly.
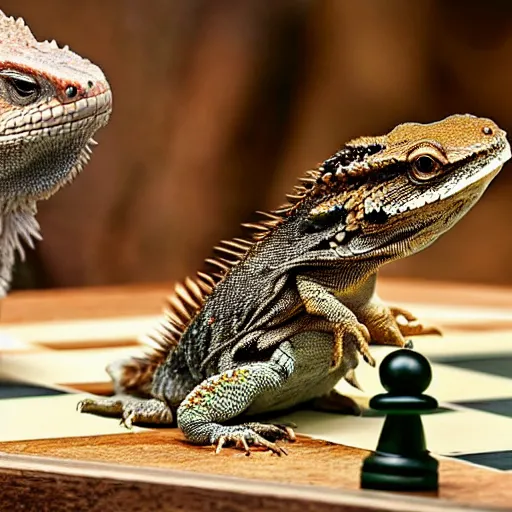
[1,280,511,511]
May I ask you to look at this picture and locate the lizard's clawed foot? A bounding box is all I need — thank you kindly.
[333,322,375,370]
[77,396,173,427]
[213,423,295,456]
[390,306,442,337]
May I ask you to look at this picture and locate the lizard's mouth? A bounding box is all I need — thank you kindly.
[314,213,435,258]
[338,224,426,255]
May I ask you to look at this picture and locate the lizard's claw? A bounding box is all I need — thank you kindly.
[390,306,442,337]
[244,422,297,443]
[212,423,295,456]
[355,323,376,367]
[213,432,285,456]
[332,322,375,370]
[120,411,135,429]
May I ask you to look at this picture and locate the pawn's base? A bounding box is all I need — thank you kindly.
[361,451,439,492]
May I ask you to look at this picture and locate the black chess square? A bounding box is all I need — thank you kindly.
[438,356,512,379]
[452,450,512,471]
[0,381,66,399]
[451,398,512,418]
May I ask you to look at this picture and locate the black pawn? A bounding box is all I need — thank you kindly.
[360,349,439,492]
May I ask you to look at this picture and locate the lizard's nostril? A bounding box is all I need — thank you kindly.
[87,80,94,88]
[482,126,493,135]
[65,85,78,98]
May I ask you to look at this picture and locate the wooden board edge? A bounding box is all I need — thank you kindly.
[0,452,494,512]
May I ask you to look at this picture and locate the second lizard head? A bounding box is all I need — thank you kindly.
[0,11,112,207]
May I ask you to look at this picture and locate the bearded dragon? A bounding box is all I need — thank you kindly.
[0,11,112,295]
[79,114,510,455]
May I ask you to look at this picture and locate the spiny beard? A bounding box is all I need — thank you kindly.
[0,208,41,297]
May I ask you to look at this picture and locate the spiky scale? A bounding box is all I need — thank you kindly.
[256,210,281,221]
[214,245,244,259]
[167,296,192,324]
[241,222,269,232]
[196,281,213,295]
[220,239,251,252]
[197,271,216,287]
[285,194,303,202]
[175,283,200,309]
[205,258,230,271]
[233,237,252,245]
[185,277,205,302]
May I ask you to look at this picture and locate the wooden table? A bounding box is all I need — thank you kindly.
[0,279,511,511]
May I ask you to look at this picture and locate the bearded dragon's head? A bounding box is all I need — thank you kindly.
[300,114,510,261]
[0,11,112,207]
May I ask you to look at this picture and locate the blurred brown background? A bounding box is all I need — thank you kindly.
[4,0,512,290]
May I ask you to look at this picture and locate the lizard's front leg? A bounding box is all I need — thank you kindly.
[353,294,407,348]
[296,275,375,369]
[177,341,296,455]
[353,295,441,347]
[345,274,441,347]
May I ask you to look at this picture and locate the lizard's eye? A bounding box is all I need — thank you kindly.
[412,155,439,178]
[9,77,39,98]
[407,144,446,182]
[0,71,40,104]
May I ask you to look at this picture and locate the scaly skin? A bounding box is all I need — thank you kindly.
[0,11,112,295]
[79,115,510,455]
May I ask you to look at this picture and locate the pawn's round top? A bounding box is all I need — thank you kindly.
[379,349,432,395]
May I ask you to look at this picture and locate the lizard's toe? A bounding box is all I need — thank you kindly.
[332,322,374,369]
[391,306,442,337]
[242,422,296,443]
[78,395,173,426]
[215,435,227,454]
[121,398,174,427]
[251,433,287,456]
[77,396,124,416]
[76,398,90,412]
[120,408,135,429]
[211,426,290,456]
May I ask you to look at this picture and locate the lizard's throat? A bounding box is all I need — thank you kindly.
[0,133,96,205]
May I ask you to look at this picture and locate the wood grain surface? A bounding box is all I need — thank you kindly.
[0,431,509,512]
